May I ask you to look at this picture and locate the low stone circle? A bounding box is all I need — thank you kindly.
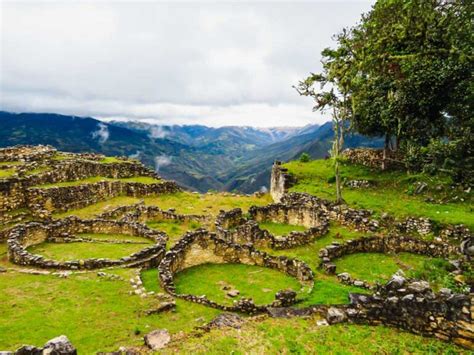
[215,207,328,249]
[158,229,314,314]
[319,235,465,277]
[7,217,167,270]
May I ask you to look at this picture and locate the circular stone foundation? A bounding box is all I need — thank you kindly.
[158,229,314,314]
[7,217,168,270]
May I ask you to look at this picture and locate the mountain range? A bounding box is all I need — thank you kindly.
[0,111,382,192]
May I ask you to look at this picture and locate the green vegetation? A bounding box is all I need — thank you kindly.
[0,268,221,353]
[258,221,307,235]
[25,166,51,176]
[27,241,151,261]
[335,252,453,290]
[98,157,129,164]
[77,233,152,243]
[164,317,468,354]
[34,176,161,188]
[146,220,202,246]
[54,196,140,219]
[0,161,22,166]
[285,159,473,229]
[142,192,273,216]
[174,263,303,306]
[0,168,15,178]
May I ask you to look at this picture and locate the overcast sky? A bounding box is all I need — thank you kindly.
[1,1,373,127]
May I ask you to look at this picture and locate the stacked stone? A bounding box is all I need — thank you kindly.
[0,145,56,162]
[345,180,372,189]
[270,161,296,202]
[215,207,329,250]
[158,229,314,314]
[342,148,403,170]
[396,217,433,236]
[346,275,473,349]
[319,235,462,276]
[7,217,167,270]
[119,204,208,225]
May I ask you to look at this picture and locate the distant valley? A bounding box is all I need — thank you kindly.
[0,111,382,192]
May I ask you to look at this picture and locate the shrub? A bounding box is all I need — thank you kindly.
[299,153,310,163]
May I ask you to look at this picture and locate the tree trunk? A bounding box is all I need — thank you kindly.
[382,133,389,171]
[335,159,342,204]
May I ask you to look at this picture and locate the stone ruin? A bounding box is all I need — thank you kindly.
[214,204,328,249]
[0,145,181,216]
[158,229,314,314]
[0,146,472,350]
[7,217,167,270]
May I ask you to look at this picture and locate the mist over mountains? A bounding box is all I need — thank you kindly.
[0,111,382,192]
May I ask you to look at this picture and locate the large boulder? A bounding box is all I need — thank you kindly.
[144,329,171,350]
[42,335,77,355]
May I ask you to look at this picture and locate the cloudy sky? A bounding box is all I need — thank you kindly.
[1,1,373,127]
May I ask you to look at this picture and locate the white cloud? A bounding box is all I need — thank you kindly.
[149,126,167,139]
[154,155,172,172]
[91,123,110,144]
[0,1,374,127]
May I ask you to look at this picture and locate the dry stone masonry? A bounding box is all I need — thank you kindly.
[7,217,167,270]
[158,229,314,314]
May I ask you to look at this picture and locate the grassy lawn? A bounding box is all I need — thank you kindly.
[0,269,221,353]
[54,192,271,220]
[0,168,15,178]
[146,220,202,246]
[98,157,130,164]
[33,176,161,188]
[142,192,273,216]
[53,196,141,219]
[285,160,473,229]
[0,161,23,166]
[27,241,151,261]
[164,316,468,354]
[258,221,307,235]
[173,263,303,306]
[335,252,458,290]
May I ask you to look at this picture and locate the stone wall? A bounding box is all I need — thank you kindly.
[319,235,463,275]
[7,217,167,270]
[270,161,296,202]
[271,275,473,349]
[0,145,56,162]
[342,148,403,170]
[26,180,180,214]
[158,229,314,314]
[214,207,328,250]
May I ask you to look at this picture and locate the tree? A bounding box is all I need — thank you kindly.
[344,1,472,167]
[295,32,354,203]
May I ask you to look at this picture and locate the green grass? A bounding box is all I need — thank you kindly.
[53,196,141,219]
[98,157,129,164]
[0,268,221,353]
[142,192,273,216]
[334,252,453,288]
[173,263,303,306]
[0,168,15,178]
[54,192,271,220]
[285,159,474,229]
[27,241,151,261]
[25,166,51,176]
[164,317,468,354]
[34,176,161,188]
[146,220,202,246]
[258,221,307,235]
[0,161,22,166]
[77,233,152,243]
